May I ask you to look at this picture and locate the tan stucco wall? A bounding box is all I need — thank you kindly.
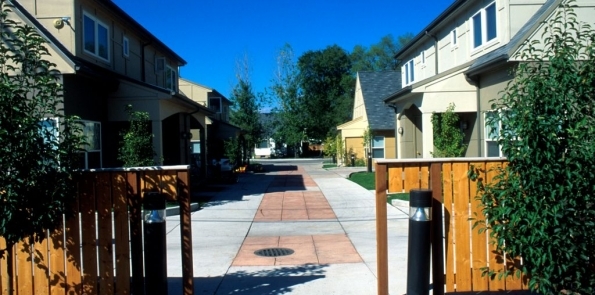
[345,137,364,161]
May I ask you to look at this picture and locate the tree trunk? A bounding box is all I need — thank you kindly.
[6,243,14,295]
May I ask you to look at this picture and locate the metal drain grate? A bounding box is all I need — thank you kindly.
[254,247,295,257]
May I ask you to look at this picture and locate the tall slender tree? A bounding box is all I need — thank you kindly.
[269,44,305,157]
[229,55,262,163]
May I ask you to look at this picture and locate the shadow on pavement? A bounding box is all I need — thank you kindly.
[195,165,313,209]
[168,264,329,295]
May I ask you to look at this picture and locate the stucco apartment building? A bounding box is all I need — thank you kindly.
[6,0,215,169]
[385,0,594,158]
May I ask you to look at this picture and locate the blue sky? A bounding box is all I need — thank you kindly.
[113,0,453,98]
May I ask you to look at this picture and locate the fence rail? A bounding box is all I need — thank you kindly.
[0,166,194,295]
[375,158,528,295]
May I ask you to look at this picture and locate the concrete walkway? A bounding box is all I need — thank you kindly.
[164,162,410,295]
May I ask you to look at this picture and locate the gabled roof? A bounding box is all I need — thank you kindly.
[358,71,401,130]
[465,0,561,77]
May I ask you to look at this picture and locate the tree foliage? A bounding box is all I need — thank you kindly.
[472,2,595,293]
[0,0,84,259]
[230,77,262,163]
[298,45,353,140]
[350,33,414,72]
[431,103,466,157]
[269,44,305,156]
[118,105,156,167]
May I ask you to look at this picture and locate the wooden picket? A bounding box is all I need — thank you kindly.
[375,158,527,295]
[0,166,193,295]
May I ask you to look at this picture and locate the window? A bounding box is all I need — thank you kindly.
[123,36,129,58]
[471,2,497,49]
[403,59,415,86]
[372,136,385,158]
[79,121,102,169]
[83,12,109,61]
[485,111,502,157]
[451,28,458,47]
[164,66,177,92]
[209,97,222,113]
[38,118,60,154]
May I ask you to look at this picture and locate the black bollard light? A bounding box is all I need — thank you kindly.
[143,192,168,295]
[367,151,372,173]
[407,189,432,295]
[350,154,355,167]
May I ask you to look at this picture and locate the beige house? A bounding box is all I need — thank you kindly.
[8,0,214,168]
[337,71,401,165]
[179,78,241,166]
[385,0,594,158]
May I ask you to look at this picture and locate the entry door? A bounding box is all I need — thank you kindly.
[400,106,423,158]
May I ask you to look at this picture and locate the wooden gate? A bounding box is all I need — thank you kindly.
[0,166,194,295]
[375,158,529,295]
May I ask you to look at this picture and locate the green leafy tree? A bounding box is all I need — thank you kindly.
[223,136,241,166]
[298,45,354,140]
[269,44,305,157]
[431,103,466,157]
[473,2,595,293]
[0,3,85,293]
[229,57,263,163]
[118,105,156,167]
[350,33,414,72]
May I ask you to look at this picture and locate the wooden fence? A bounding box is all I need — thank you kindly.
[375,158,529,295]
[0,166,194,295]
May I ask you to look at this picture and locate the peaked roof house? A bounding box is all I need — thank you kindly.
[384,0,590,159]
[6,0,214,168]
[337,71,401,164]
[178,78,241,164]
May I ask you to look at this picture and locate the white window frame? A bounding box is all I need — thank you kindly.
[484,111,503,157]
[402,59,415,87]
[371,136,385,159]
[83,12,110,61]
[122,35,129,58]
[470,1,498,50]
[39,117,59,147]
[164,65,177,92]
[451,28,458,48]
[79,120,102,169]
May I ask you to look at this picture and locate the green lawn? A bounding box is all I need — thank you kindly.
[348,172,410,202]
[322,163,338,169]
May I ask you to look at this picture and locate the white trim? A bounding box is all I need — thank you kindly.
[82,11,110,62]
[372,136,385,159]
[451,28,458,49]
[122,35,129,58]
[402,59,415,87]
[470,1,498,51]
[164,65,177,92]
[484,111,503,157]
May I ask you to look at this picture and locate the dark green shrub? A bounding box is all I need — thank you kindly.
[473,2,595,293]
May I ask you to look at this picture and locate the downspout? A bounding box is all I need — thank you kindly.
[425,31,439,75]
[465,73,482,157]
[141,42,151,82]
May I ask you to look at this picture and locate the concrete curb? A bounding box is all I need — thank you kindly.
[165,203,201,216]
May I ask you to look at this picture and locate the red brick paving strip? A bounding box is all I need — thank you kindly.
[232,167,361,266]
[232,234,362,266]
